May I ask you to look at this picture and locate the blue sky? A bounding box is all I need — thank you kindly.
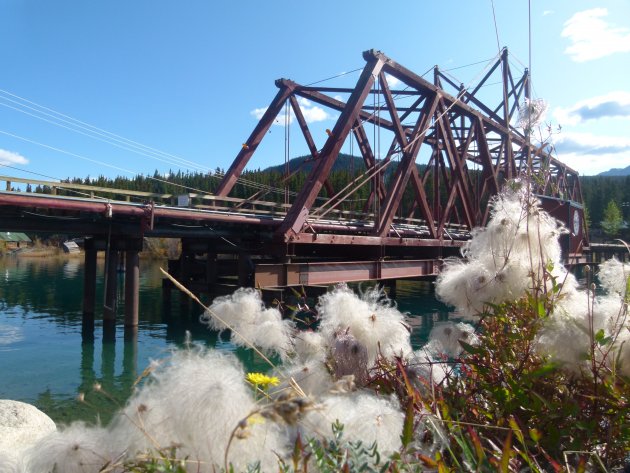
[0,0,629,186]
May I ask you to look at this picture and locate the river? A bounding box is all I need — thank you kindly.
[0,255,450,425]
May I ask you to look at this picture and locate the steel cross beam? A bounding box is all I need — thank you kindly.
[288,95,336,198]
[277,50,386,237]
[376,94,439,237]
[216,82,296,197]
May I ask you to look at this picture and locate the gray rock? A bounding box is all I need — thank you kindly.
[0,400,56,470]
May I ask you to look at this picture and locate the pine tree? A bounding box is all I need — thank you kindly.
[602,200,623,238]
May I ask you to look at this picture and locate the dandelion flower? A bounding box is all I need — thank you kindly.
[246,372,280,387]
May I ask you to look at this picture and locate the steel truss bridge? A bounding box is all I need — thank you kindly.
[0,49,587,330]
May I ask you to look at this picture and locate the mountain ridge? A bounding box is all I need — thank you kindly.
[597,165,630,177]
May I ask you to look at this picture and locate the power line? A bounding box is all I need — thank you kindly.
[0,99,210,173]
[0,88,204,170]
[489,0,501,54]
[0,162,65,182]
[0,129,220,197]
[0,90,299,197]
[304,67,364,87]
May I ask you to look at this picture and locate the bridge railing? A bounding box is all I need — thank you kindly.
[0,174,378,222]
[0,174,475,240]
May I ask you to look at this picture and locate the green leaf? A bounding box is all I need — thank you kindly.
[400,400,415,448]
[529,428,542,443]
[536,300,546,317]
[594,329,613,346]
[508,417,525,446]
[528,363,557,378]
[459,340,482,355]
[594,328,606,343]
[500,431,513,473]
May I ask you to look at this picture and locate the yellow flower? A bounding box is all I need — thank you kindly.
[246,372,280,387]
[247,413,266,425]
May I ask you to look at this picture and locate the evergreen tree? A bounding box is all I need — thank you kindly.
[602,200,623,238]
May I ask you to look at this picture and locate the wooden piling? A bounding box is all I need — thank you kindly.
[386,279,397,299]
[104,249,118,323]
[124,250,140,327]
[123,327,138,381]
[82,246,97,335]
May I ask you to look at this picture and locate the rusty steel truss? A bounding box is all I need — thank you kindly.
[216,49,586,259]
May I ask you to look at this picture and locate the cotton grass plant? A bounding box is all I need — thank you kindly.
[4,180,630,472]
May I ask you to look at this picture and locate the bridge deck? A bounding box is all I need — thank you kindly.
[0,184,469,248]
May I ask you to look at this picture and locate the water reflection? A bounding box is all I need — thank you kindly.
[62,259,81,279]
[0,323,24,349]
[0,255,450,424]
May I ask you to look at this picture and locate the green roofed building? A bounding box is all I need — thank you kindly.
[0,232,32,250]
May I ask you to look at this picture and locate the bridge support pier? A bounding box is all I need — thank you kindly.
[124,249,140,328]
[81,237,143,340]
[178,249,191,310]
[386,279,397,299]
[103,248,119,333]
[82,247,97,339]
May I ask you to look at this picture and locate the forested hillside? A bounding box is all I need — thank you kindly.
[580,175,630,227]
[37,154,627,229]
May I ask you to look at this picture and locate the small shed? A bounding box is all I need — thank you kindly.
[0,232,32,250]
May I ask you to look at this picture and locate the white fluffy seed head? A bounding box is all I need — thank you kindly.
[290,330,327,364]
[598,257,630,297]
[424,322,479,358]
[21,423,113,473]
[436,182,570,316]
[301,391,404,456]
[107,348,285,471]
[201,288,295,358]
[272,360,335,398]
[536,282,629,375]
[316,285,412,365]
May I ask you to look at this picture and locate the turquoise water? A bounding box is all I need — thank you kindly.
[0,255,449,424]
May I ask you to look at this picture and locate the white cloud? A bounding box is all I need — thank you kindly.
[297,97,311,107]
[250,99,336,126]
[562,8,630,62]
[554,91,630,125]
[384,74,401,88]
[554,132,630,175]
[301,105,332,123]
[0,149,28,166]
[250,107,268,121]
[250,107,294,126]
[543,10,554,16]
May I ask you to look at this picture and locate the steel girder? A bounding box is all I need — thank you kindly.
[216,49,585,247]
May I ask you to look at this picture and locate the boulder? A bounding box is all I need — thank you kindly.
[0,400,56,469]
